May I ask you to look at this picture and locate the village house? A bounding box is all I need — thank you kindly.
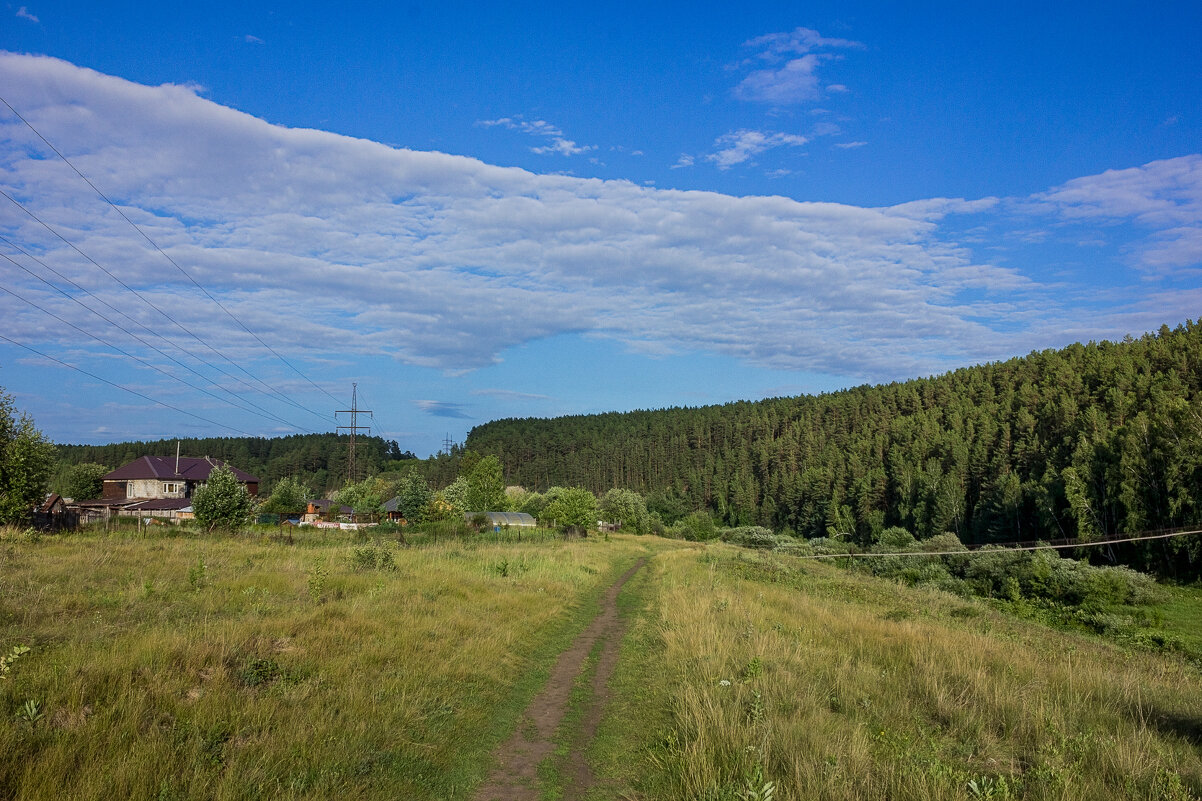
[73,455,260,522]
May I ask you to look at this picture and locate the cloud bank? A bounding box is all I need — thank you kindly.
[0,53,1198,393]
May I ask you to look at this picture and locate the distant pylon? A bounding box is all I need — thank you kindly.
[336,382,373,483]
[443,433,454,455]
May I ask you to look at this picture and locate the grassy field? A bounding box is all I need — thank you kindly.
[591,545,1202,800]
[0,525,649,800]
[2,527,1200,800]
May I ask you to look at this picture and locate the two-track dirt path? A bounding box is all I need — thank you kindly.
[472,557,647,801]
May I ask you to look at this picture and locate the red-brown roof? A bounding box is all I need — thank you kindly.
[39,493,65,513]
[103,456,259,484]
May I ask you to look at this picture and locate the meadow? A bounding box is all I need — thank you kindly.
[1,525,1200,800]
[0,524,649,799]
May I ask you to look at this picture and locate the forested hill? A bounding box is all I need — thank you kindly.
[55,433,415,494]
[467,322,1202,560]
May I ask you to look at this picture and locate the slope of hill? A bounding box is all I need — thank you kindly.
[467,322,1202,576]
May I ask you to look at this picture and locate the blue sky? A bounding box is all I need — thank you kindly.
[1,2,1199,457]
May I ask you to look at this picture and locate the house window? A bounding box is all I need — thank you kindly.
[162,482,180,494]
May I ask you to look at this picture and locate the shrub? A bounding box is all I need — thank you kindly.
[542,487,598,535]
[806,537,854,556]
[775,541,815,557]
[874,526,917,551]
[676,511,718,541]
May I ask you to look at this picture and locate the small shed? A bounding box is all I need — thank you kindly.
[32,493,78,531]
[382,497,407,523]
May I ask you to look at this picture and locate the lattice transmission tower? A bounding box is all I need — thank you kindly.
[336,382,373,483]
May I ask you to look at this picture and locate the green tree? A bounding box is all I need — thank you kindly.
[599,488,650,534]
[395,469,432,523]
[191,465,254,531]
[333,476,387,514]
[259,476,308,515]
[464,455,505,512]
[55,462,109,501]
[542,486,597,535]
[0,390,56,525]
[438,476,470,517]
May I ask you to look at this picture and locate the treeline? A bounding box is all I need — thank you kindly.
[54,433,416,495]
[467,322,1202,577]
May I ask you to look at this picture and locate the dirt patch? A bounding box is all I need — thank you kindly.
[472,557,647,801]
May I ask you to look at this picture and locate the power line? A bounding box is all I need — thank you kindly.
[786,528,1201,560]
[0,233,327,426]
[0,331,256,436]
[0,269,313,432]
[0,189,332,424]
[0,249,316,433]
[0,94,343,406]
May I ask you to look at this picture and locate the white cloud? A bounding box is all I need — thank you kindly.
[531,138,593,156]
[244,35,264,44]
[413,400,472,419]
[1034,155,1202,274]
[735,27,861,105]
[736,55,824,104]
[16,6,38,23]
[834,141,867,149]
[742,27,862,58]
[0,53,1191,391]
[671,154,694,169]
[826,84,849,93]
[478,114,593,157]
[706,129,807,169]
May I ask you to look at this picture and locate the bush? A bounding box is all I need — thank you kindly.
[806,537,854,556]
[721,526,795,550]
[542,487,598,535]
[599,488,650,534]
[874,526,917,551]
[676,511,718,541]
[776,542,815,557]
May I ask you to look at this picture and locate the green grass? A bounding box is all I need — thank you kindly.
[590,545,1202,801]
[0,525,649,800]
[4,527,1200,800]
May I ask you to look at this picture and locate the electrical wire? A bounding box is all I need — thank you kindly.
[0,270,312,431]
[0,94,344,406]
[0,249,316,433]
[0,331,256,436]
[787,528,1201,560]
[0,189,333,424]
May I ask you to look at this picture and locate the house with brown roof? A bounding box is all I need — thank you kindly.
[93,456,260,521]
[103,456,259,501]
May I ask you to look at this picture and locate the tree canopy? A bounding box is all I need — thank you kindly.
[191,465,254,531]
[0,389,55,525]
[542,486,598,535]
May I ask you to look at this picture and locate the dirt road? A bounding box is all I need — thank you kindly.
[472,557,647,801]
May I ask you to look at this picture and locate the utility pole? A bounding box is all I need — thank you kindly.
[336,382,373,484]
[443,433,454,455]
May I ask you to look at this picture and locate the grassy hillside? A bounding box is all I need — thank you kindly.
[2,526,1199,800]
